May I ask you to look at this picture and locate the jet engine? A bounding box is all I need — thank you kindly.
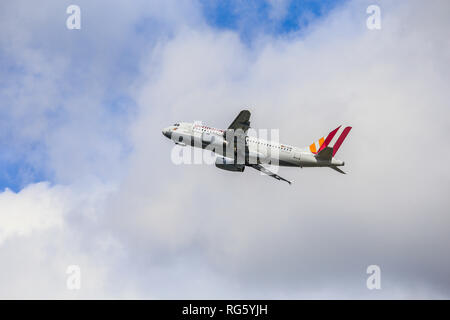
[215,156,245,172]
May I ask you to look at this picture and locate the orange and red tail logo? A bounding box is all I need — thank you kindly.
[309,126,352,156]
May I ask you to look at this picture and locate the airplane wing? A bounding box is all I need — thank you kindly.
[250,164,292,185]
[228,110,251,133]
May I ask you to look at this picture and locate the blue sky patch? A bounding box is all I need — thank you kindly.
[200,0,348,41]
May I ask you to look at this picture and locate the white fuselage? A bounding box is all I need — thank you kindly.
[162,122,344,168]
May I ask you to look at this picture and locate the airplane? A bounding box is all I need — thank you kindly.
[162,110,351,184]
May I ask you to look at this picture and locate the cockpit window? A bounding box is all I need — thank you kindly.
[173,123,180,127]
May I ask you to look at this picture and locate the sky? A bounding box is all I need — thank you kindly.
[0,0,449,299]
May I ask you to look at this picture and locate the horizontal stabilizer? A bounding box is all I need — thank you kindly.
[330,166,346,174]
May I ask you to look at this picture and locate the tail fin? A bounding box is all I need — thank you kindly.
[332,126,352,156]
[308,126,352,156]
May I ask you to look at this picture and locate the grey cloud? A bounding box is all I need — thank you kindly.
[106,0,450,298]
[0,0,449,299]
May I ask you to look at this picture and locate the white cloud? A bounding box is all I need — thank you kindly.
[0,183,64,244]
[0,180,126,298]
[114,0,450,298]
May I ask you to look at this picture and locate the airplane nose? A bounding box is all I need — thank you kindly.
[162,128,172,139]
